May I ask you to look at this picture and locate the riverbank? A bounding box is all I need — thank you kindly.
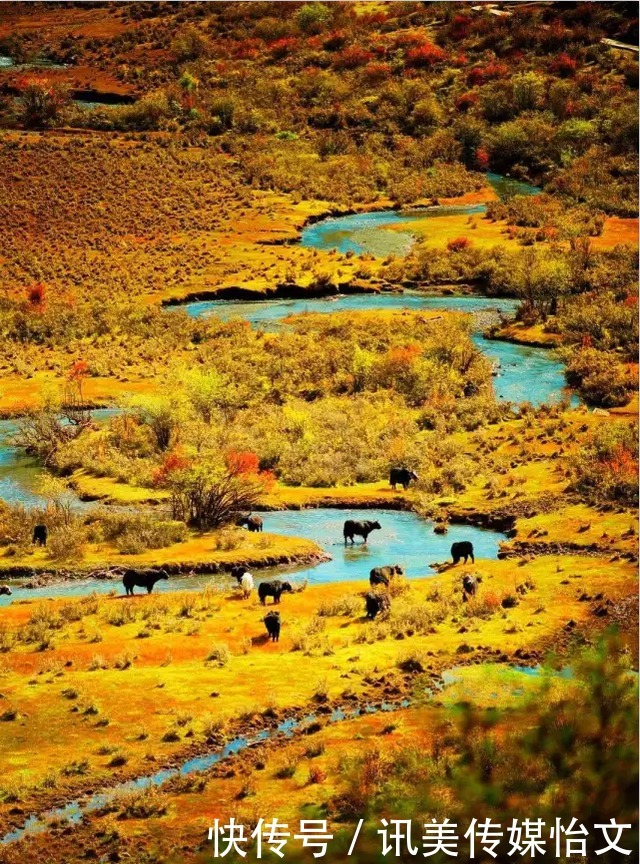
[0,531,327,587]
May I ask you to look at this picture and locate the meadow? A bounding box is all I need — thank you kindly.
[0,2,637,862]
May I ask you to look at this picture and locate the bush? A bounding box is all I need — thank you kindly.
[47,524,86,563]
[565,349,634,407]
[447,236,471,252]
[205,643,230,666]
[571,422,638,506]
[296,3,331,35]
[405,43,447,69]
[98,512,188,555]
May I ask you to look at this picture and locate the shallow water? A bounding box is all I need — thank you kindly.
[183,292,519,322]
[0,508,506,605]
[0,409,119,508]
[300,205,485,257]
[0,55,66,70]
[0,698,409,845]
[299,173,540,257]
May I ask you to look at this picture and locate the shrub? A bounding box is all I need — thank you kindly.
[296,3,332,35]
[447,237,471,253]
[115,788,168,819]
[565,349,634,408]
[570,422,638,507]
[46,524,86,563]
[405,43,447,69]
[20,76,70,127]
[334,47,375,70]
[205,643,230,666]
[317,594,361,617]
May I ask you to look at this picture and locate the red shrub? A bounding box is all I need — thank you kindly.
[467,61,509,87]
[333,46,375,69]
[323,30,347,51]
[226,450,261,476]
[455,91,478,112]
[231,38,262,60]
[362,62,392,84]
[26,282,46,310]
[269,37,298,60]
[550,52,579,78]
[68,359,89,382]
[405,43,447,69]
[447,236,472,252]
[474,146,490,171]
[393,32,426,50]
[153,450,191,487]
[449,14,472,41]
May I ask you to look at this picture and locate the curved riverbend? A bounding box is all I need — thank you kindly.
[182,293,575,407]
[0,508,506,605]
[0,409,120,508]
[300,173,540,257]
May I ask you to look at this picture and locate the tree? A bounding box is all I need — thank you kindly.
[20,76,69,127]
[295,3,332,35]
[36,474,75,528]
[166,464,265,530]
[126,394,183,452]
[492,249,571,321]
[512,71,545,112]
[178,367,226,424]
[16,393,91,466]
[171,26,208,62]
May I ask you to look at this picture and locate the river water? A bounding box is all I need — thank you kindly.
[0,507,505,605]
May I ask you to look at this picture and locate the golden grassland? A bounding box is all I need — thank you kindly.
[0,554,635,836]
[36,408,638,563]
[0,529,324,577]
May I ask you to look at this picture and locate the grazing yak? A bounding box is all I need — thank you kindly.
[240,572,254,599]
[123,570,168,596]
[231,564,254,596]
[264,610,281,642]
[32,525,47,547]
[258,580,293,606]
[462,574,478,601]
[343,519,381,546]
[451,541,474,565]
[237,514,263,533]
[0,585,11,596]
[365,591,391,620]
[370,564,404,587]
[389,468,418,490]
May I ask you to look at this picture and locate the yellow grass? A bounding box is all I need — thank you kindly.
[0,553,634,828]
[0,530,323,576]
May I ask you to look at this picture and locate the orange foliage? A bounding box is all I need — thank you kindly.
[447,236,472,252]
[605,444,639,479]
[67,359,89,381]
[226,449,260,476]
[26,282,46,310]
[152,449,191,487]
[405,43,447,69]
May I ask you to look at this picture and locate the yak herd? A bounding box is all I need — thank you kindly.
[107,516,479,644]
[7,491,483,646]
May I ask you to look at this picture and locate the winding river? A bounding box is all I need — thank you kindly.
[182,173,575,408]
[0,173,572,584]
[0,507,506,605]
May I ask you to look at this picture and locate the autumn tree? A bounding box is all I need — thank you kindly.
[165,463,266,530]
[20,76,70,127]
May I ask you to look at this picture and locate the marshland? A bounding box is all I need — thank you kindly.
[0,2,637,862]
